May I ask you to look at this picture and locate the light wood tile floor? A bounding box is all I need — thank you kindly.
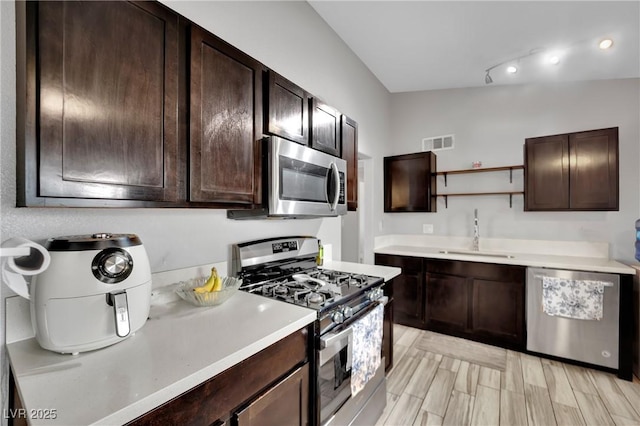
[377,324,640,426]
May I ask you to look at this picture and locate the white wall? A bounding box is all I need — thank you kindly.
[386,78,640,262]
[0,1,391,418]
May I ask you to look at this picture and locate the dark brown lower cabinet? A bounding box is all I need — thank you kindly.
[376,254,526,350]
[127,326,311,426]
[235,364,309,426]
[426,272,469,333]
[375,254,427,329]
[471,278,525,346]
[426,259,526,350]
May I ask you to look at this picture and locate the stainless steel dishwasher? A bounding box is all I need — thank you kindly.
[526,267,620,369]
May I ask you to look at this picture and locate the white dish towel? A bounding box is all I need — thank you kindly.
[542,276,609,320]
[350,303,384,396]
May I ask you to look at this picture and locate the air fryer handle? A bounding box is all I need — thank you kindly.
[110,291,131,338]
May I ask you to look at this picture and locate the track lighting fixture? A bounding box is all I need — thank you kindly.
[483,36,614,84]
[483,48,541,85]
[599,39,613,49]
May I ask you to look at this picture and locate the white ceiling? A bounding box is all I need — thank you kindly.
[308,1,640,93]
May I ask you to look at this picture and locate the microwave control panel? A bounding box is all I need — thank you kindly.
[339,172,345,204]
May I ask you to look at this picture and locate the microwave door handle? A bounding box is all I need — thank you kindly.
[330,162,340,211]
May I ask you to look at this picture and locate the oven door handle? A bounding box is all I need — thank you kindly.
[320,326,353,350]
[320,297,386,350]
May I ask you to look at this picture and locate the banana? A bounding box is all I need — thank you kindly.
[212,275,223,292]
[193,267,219,293]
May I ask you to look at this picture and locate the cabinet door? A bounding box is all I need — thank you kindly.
[341,115,358,211]
[382,299,394,372]
[311,99,341,156]
[384,152,437,212]
[524,134,569,210]
[471,278,525,347]
[426,272,469,333]
[35,1,179,203]
[375,255,426,329]
[266,71,309,145]
[569,128,619,210]
[190,26,263,204]
[235,364,309,426]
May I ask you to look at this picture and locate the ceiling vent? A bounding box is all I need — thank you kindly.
[422,134,454,152]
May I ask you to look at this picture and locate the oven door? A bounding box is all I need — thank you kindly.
[269,136,346,217]
[318,325,353,424]
[318,299,386,425]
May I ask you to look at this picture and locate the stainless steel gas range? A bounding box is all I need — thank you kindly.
[232,236,387,426]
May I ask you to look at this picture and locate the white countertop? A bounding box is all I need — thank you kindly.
[375,244,635,275]
[322,260,401,282]
[7,290,316,425]
[6,260,398,425]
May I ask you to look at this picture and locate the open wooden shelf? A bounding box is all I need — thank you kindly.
[438,165,524,186]
[437,191,525,208]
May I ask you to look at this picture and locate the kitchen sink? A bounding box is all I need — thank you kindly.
[438,250,515,259]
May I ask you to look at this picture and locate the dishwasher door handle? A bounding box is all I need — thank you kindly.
[534,274,614,287]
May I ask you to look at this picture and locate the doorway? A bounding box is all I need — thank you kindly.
[342,155,372,263]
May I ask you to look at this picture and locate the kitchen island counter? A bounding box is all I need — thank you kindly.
[6,289,316,425]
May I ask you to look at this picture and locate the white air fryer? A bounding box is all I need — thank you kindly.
[30,233,151,354]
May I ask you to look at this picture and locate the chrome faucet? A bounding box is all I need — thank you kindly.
[472,209,480,251]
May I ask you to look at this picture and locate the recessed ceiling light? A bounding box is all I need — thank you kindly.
[506,66,518,74]
[599,39,613,49]
[547,55,560,65]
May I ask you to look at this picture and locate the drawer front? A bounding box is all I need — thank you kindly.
[426,259,525,282]
[375,254,423,272]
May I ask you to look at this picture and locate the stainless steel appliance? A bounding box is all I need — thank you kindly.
[30,233,152,354]
[232,236,387,425]
[227,136,347,219]
[526,267,620,369]
[634,268,639,378]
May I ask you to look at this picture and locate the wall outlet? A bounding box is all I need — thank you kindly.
[423,224,434,234]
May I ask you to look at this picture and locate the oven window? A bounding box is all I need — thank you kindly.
[280,156,328,203]
[319,343,352,422]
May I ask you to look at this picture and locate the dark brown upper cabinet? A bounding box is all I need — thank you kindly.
[18,1,180,206]
[265,71,309,145]
[189,25,264,205]
[384,152,437,212]
[310,98,341,157]
[341,115,358,211]
[525,127,619,211]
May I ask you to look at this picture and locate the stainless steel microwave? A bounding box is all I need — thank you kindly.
[227,136,347,219]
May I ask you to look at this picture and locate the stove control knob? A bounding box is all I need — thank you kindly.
[332,311,345,324]
[368,288,383,301]
[367,290,376,301]
[342,306,353,319]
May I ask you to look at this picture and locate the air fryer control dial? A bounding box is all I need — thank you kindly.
[92,248,133,284]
